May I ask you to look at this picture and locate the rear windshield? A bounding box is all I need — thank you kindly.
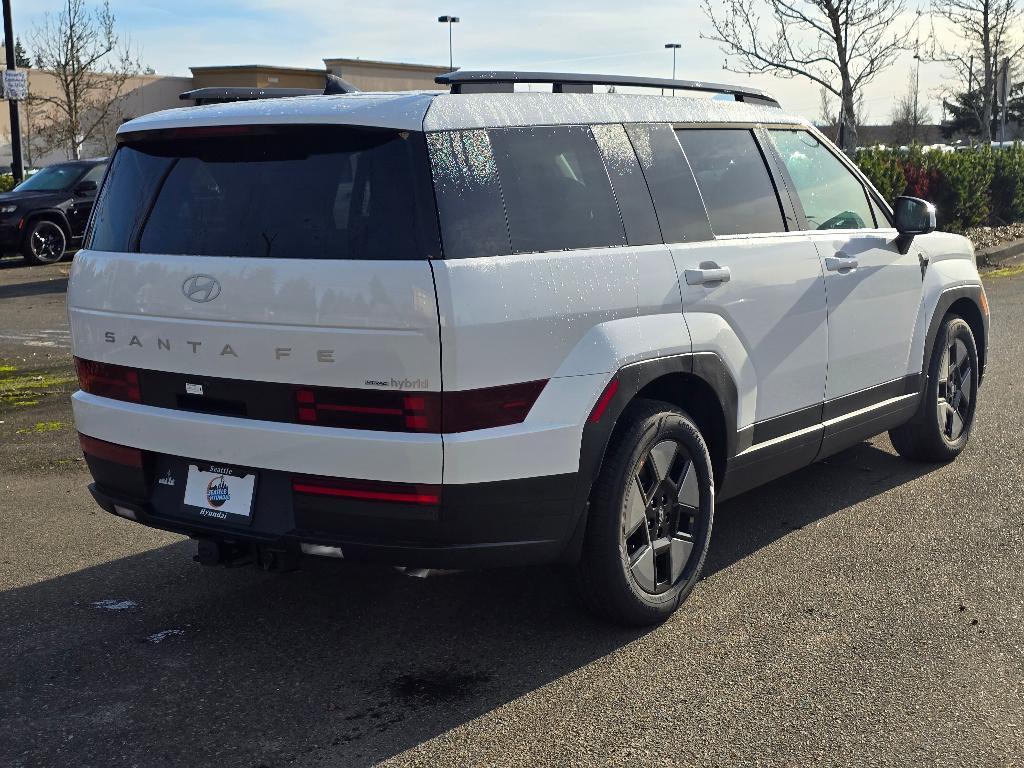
[88,126,437,260]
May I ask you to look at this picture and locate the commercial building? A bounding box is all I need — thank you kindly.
[0,57,451,169]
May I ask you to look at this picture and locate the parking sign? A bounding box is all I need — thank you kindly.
[2,70,28,100]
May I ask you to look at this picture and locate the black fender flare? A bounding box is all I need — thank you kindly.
[920,284,988,389]
[559,351,738,562]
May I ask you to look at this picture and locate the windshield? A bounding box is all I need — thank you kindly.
[88,126,437,260]
[16,164,85,192]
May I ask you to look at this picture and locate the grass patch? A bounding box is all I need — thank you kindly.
[15,420,66,435]
[982,264,1024,279]
[0,361,77,412]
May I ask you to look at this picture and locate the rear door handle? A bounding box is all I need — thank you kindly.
[825,253,859,272]
[684,265,731,286]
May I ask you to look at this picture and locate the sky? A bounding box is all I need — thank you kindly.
[13,0,962,126]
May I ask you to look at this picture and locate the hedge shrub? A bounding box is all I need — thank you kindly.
[855,145,1022,231]
[992,144,1024,224]
[0,174,16,193]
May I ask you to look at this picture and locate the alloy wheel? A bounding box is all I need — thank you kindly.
[31,223,65,263]
[621,438,701,595]
[937,334,972,443]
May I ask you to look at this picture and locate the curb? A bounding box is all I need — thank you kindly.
[977,238,1024,268]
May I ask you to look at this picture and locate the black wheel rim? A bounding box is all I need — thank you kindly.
[937,334,972,443]
[621,438,700,595]
[31,223,64,262]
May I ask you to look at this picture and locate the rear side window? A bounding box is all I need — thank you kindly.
[488,126,626,254]
[427,130,511,260]
[675,129,786,236]
[767,130,874,230]
[624,124,713,244]
[89,126,436,260]
[592,124,662,247]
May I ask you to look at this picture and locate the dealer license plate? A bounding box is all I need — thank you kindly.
[181,464,256,525]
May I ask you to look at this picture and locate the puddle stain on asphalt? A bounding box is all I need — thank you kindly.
[389,669,493,705]
[146,629,186,644]
[92,599,138,611]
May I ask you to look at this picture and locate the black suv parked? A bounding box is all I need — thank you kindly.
[0,158,107,265]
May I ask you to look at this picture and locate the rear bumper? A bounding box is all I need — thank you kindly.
[84,450,580,569]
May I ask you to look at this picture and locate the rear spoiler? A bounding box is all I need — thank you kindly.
[180,75,360,105]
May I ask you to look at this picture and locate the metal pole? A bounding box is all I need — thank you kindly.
[448,20,453,71]
[966,55,976,142]
[2,0,23,182]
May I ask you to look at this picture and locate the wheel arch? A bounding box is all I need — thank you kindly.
[22,209,72,242]
[922,286,988,388]
[560,352,737,562]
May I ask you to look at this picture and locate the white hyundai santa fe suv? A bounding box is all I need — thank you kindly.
[69,71,990,625]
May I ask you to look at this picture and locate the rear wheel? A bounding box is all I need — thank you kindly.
[889,314,978,462]
[21,219,67,265]
[576,400,715,626]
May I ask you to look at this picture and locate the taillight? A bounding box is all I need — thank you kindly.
[294,387,441,433]
[74,357,141,403]
[79,433,144,468]
[293,380,547,433]
[292,475,441,505]
[442,380,548,433]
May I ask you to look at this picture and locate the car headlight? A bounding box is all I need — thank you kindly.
[0,205,17,214]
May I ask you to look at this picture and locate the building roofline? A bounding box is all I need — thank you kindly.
[323,57,453,73]
[189,64,329,75]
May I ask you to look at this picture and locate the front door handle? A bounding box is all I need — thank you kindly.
[684,264,731,286]
[825,253,859,272]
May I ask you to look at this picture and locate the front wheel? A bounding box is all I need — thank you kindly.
[21,220,67,265]
[576,400,715,626]
[889,314,979,462]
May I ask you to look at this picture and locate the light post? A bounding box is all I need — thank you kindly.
[2,0,23,181]
[438,15,460,71]
[665,43,680,97]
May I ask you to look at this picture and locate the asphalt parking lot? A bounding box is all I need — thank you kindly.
[1,257,1022,768]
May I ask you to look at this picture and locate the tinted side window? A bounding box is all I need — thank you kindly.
[488,126,626,254]
[89,148,173,252]
[592,124,662,246]
[675,129,786,236]
[81,164,107,185]
[768,130,874,230]
[427,130,511,259]
[625,124,712,244]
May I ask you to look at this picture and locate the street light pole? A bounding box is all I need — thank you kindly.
[438,15,460,71]
[2,0,23,182]
[665,43,680,97]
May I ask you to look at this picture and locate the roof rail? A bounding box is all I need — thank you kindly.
[179,86,321,104]
[435,71,780,107]
[180,76,360,105]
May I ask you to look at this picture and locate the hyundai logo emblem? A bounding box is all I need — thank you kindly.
[182,274,222,303]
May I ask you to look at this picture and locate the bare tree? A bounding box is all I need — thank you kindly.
[891,72,933,144]
[930,0,1023,142]
[817,86,868,139]
[701,0,916,154]
[30,0,140,160]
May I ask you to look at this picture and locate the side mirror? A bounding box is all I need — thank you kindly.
[894,196,936,236]
[74,180,98,195]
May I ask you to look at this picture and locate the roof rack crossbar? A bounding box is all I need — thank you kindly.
[435,71,780,107]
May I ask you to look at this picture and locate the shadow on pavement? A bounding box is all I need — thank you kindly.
[0,276,68,300]
[0,440,937,767]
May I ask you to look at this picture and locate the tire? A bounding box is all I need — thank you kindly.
[889,314,979,462]
[575,399,715,626]
[21,219,67,265]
